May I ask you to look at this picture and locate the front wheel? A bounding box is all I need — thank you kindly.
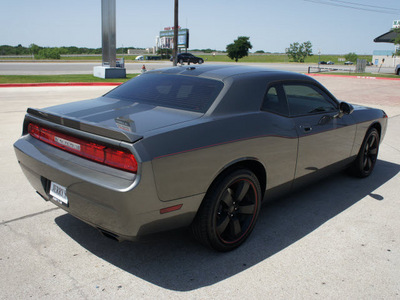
[198,59,203,64]
[351,127,380,178]
[192,169,261,251]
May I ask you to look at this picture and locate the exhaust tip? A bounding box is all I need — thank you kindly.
[97,228,121,242]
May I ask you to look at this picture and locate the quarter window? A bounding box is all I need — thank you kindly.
[262,86,289,116]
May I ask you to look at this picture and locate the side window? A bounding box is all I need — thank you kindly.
[262,85,289,116]
[283,84,337,116]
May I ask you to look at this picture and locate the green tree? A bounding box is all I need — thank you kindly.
[286,41,313,62]
[226,36,253,62]
[29,44,40,56]
[35,48,61,59]
[345,52,358,63]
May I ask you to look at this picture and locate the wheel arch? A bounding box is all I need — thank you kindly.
[206,158,267,200]
[369,121,382,138]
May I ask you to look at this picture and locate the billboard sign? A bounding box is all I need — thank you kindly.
[159,28,189,49]
[393,20,400,29]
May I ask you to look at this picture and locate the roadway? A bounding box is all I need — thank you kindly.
[0,61,395,75]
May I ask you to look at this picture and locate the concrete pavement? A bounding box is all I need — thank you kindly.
[0,78,399,299]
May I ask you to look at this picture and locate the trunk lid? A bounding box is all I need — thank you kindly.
[27,97,203,143]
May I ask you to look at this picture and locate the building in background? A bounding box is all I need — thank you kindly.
[373,20,399,68]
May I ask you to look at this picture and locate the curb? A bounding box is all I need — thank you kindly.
[0,82,123,88]
[307,73,400,81]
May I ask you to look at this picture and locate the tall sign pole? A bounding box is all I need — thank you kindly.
[94,0,125,78]
[102,0,116,67]
[173,0,178,66]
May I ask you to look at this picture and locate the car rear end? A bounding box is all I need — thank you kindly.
[13,69,228,240]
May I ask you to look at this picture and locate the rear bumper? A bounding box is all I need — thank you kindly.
[14,136,204,240]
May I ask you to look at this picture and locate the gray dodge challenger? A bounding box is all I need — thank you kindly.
[14,65,388,251]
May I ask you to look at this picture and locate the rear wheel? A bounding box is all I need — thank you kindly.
[351,127,380,177]
[192,169,261,251]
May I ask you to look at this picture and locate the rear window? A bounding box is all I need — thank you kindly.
[104,73,224,113]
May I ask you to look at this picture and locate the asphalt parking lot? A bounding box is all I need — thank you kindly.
[0,76,399,299]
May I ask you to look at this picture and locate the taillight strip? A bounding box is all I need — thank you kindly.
[28,123,137,173]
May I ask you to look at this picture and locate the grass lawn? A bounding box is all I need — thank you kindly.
[199,54,372,64]
[0,74,138,84]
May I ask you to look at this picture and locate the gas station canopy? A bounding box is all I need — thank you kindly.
[373,30,399,43]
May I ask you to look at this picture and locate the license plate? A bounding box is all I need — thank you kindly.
[50,182,68,206]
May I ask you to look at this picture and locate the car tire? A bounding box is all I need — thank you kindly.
[191,169,261,251]
[198,59,203,64]
[179,59,184,65]
[350,127,380,178]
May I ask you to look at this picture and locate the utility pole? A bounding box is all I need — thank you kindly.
[173,0,178,66]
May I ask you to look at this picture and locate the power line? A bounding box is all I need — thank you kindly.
[304,0,400,15]
[331,0,398,11]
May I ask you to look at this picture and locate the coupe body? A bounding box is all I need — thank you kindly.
[14,65,388,251]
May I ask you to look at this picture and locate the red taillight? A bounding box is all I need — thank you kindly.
[28,123,40,139]
[105,148,138,173]
[28,123,137,173]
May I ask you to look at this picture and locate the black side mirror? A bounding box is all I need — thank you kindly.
[339,102,354,115]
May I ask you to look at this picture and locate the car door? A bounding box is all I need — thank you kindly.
[260,84,298,191]
[282,82,356,184]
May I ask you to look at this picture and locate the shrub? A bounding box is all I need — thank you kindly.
[35,48,61,59]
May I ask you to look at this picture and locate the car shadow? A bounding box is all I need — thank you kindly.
[55,159,399,291]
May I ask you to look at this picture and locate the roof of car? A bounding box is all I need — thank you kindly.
[146,64,309,81]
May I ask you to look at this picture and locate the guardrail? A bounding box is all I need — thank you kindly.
[308,66,354,74]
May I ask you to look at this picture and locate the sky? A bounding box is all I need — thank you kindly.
[1,0,399,54]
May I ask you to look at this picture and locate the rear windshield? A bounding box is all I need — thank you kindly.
[104,73,224,113]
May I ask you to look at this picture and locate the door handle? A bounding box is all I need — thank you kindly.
[300,125,312,133]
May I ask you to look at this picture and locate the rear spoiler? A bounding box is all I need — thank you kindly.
[26,108,143,143]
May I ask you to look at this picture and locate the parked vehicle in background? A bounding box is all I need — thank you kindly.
[327,61,334,65]
[170,53,204,64]
[319,61,327,65]
[135,55,144,61]
[395,64,400,75]
[344,61,354,65]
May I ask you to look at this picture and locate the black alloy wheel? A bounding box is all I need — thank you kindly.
[192,169,261,251]
[351,127,380,178]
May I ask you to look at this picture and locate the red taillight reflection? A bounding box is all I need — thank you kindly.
[28,123,137,173]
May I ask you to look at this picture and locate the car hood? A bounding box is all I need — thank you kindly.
[27,96,203,143]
